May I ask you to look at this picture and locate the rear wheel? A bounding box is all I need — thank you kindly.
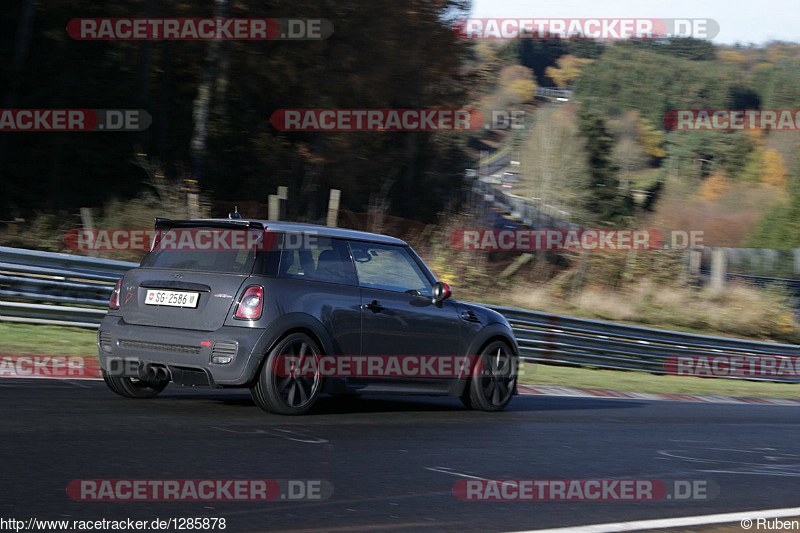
[102,370,168,399]
[250,332,323,415]
[461,340,517,412]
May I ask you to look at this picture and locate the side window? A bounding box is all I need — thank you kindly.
[278,237,357,286]
[254,233,281,276]
[348,241,432,294]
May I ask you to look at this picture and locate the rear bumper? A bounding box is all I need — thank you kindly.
[97,315,266,386]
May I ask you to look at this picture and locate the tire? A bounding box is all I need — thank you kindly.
[102,369,168,399]
[250,332,323,415]
[460,340,517,412]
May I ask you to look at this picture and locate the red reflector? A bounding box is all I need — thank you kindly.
[200,341,212,347]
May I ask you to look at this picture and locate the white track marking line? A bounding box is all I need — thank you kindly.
[513,506,800,532]
[425,467,486,480]
[425,467,519,488]
[698,469,800,477]
[211,426,328,444]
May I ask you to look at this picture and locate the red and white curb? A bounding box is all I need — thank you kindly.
[519,384,800,406]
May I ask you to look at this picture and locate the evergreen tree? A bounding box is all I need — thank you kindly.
[577,108,633,226]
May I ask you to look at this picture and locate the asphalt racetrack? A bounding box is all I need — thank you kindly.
[1,378,799,532]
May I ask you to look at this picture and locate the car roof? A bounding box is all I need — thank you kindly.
[155,218,408,246]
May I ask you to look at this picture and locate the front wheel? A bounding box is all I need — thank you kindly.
[461,341,517,412]
[250,332,323,415]
[102,370,168,399]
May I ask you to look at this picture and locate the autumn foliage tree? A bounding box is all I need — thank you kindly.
[759,149,788,189]
[698,171,731,201]
[545,55,594,88]
[496,65,538,106]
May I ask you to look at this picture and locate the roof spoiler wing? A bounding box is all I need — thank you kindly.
[153,218,266,230]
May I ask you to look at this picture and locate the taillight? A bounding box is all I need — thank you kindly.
[109,278,123,310]
[235,285,264,320]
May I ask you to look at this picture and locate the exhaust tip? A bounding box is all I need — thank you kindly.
[137,364,170,382]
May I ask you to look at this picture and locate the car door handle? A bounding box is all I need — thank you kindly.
[363,300,384,312]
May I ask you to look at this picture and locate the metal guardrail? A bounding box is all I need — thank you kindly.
[536,87,573,100]
[0,246,798,381]
[0,246,133,328]
[473,179,581,230]
[489,305,800,382]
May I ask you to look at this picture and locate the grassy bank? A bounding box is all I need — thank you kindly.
[519,362,799,399]
[0,322,97,356]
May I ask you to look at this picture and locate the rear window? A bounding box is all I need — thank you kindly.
[139,228,257,273]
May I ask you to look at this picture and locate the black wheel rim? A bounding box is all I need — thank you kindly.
[273,338,321,409]
[478,343,516,407]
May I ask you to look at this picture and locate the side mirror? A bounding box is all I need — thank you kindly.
[432,281,452,304]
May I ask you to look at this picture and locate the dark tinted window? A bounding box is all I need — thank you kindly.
[278,237,357,286]
[254,248,281,276]
[348,241,432,294]
[139,229,256,273]
[254,233,282,276]
[141,248,255,273]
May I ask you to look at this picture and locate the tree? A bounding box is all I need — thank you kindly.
[497,65,537,105]
[520,105,590,221]
[759,149,788,189]
[698,171,730,201]
[744,160,800,248]
[718,49,749,66]
[0,0,475,223]
[545,55,593,88]
[623,38,716,61]
[637,118,666,159]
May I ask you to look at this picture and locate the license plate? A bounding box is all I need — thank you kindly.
[144,289,199,308]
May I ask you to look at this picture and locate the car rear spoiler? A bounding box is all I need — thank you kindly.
[153,218,266,230]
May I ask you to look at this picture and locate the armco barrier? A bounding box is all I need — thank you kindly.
[0,246,133,328]
[490,305,800,382]
[0,246,798,381]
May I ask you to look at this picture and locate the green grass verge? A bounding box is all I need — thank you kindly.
[0,322,97,356]
[519,361,799,399]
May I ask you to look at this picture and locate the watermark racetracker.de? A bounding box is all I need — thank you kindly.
[449,229,704,251]
[269,109,526,131]
[63,228,320,251]
[453,18,720,40]
[0,355,100,379]
[0,109,151,132]
[665,355,800,378]
[454,478,718,500]
[67,18,333,40]
[664,109,800,131]
[67,479,334,501]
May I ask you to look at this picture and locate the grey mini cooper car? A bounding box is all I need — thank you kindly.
[98,217,519,415]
